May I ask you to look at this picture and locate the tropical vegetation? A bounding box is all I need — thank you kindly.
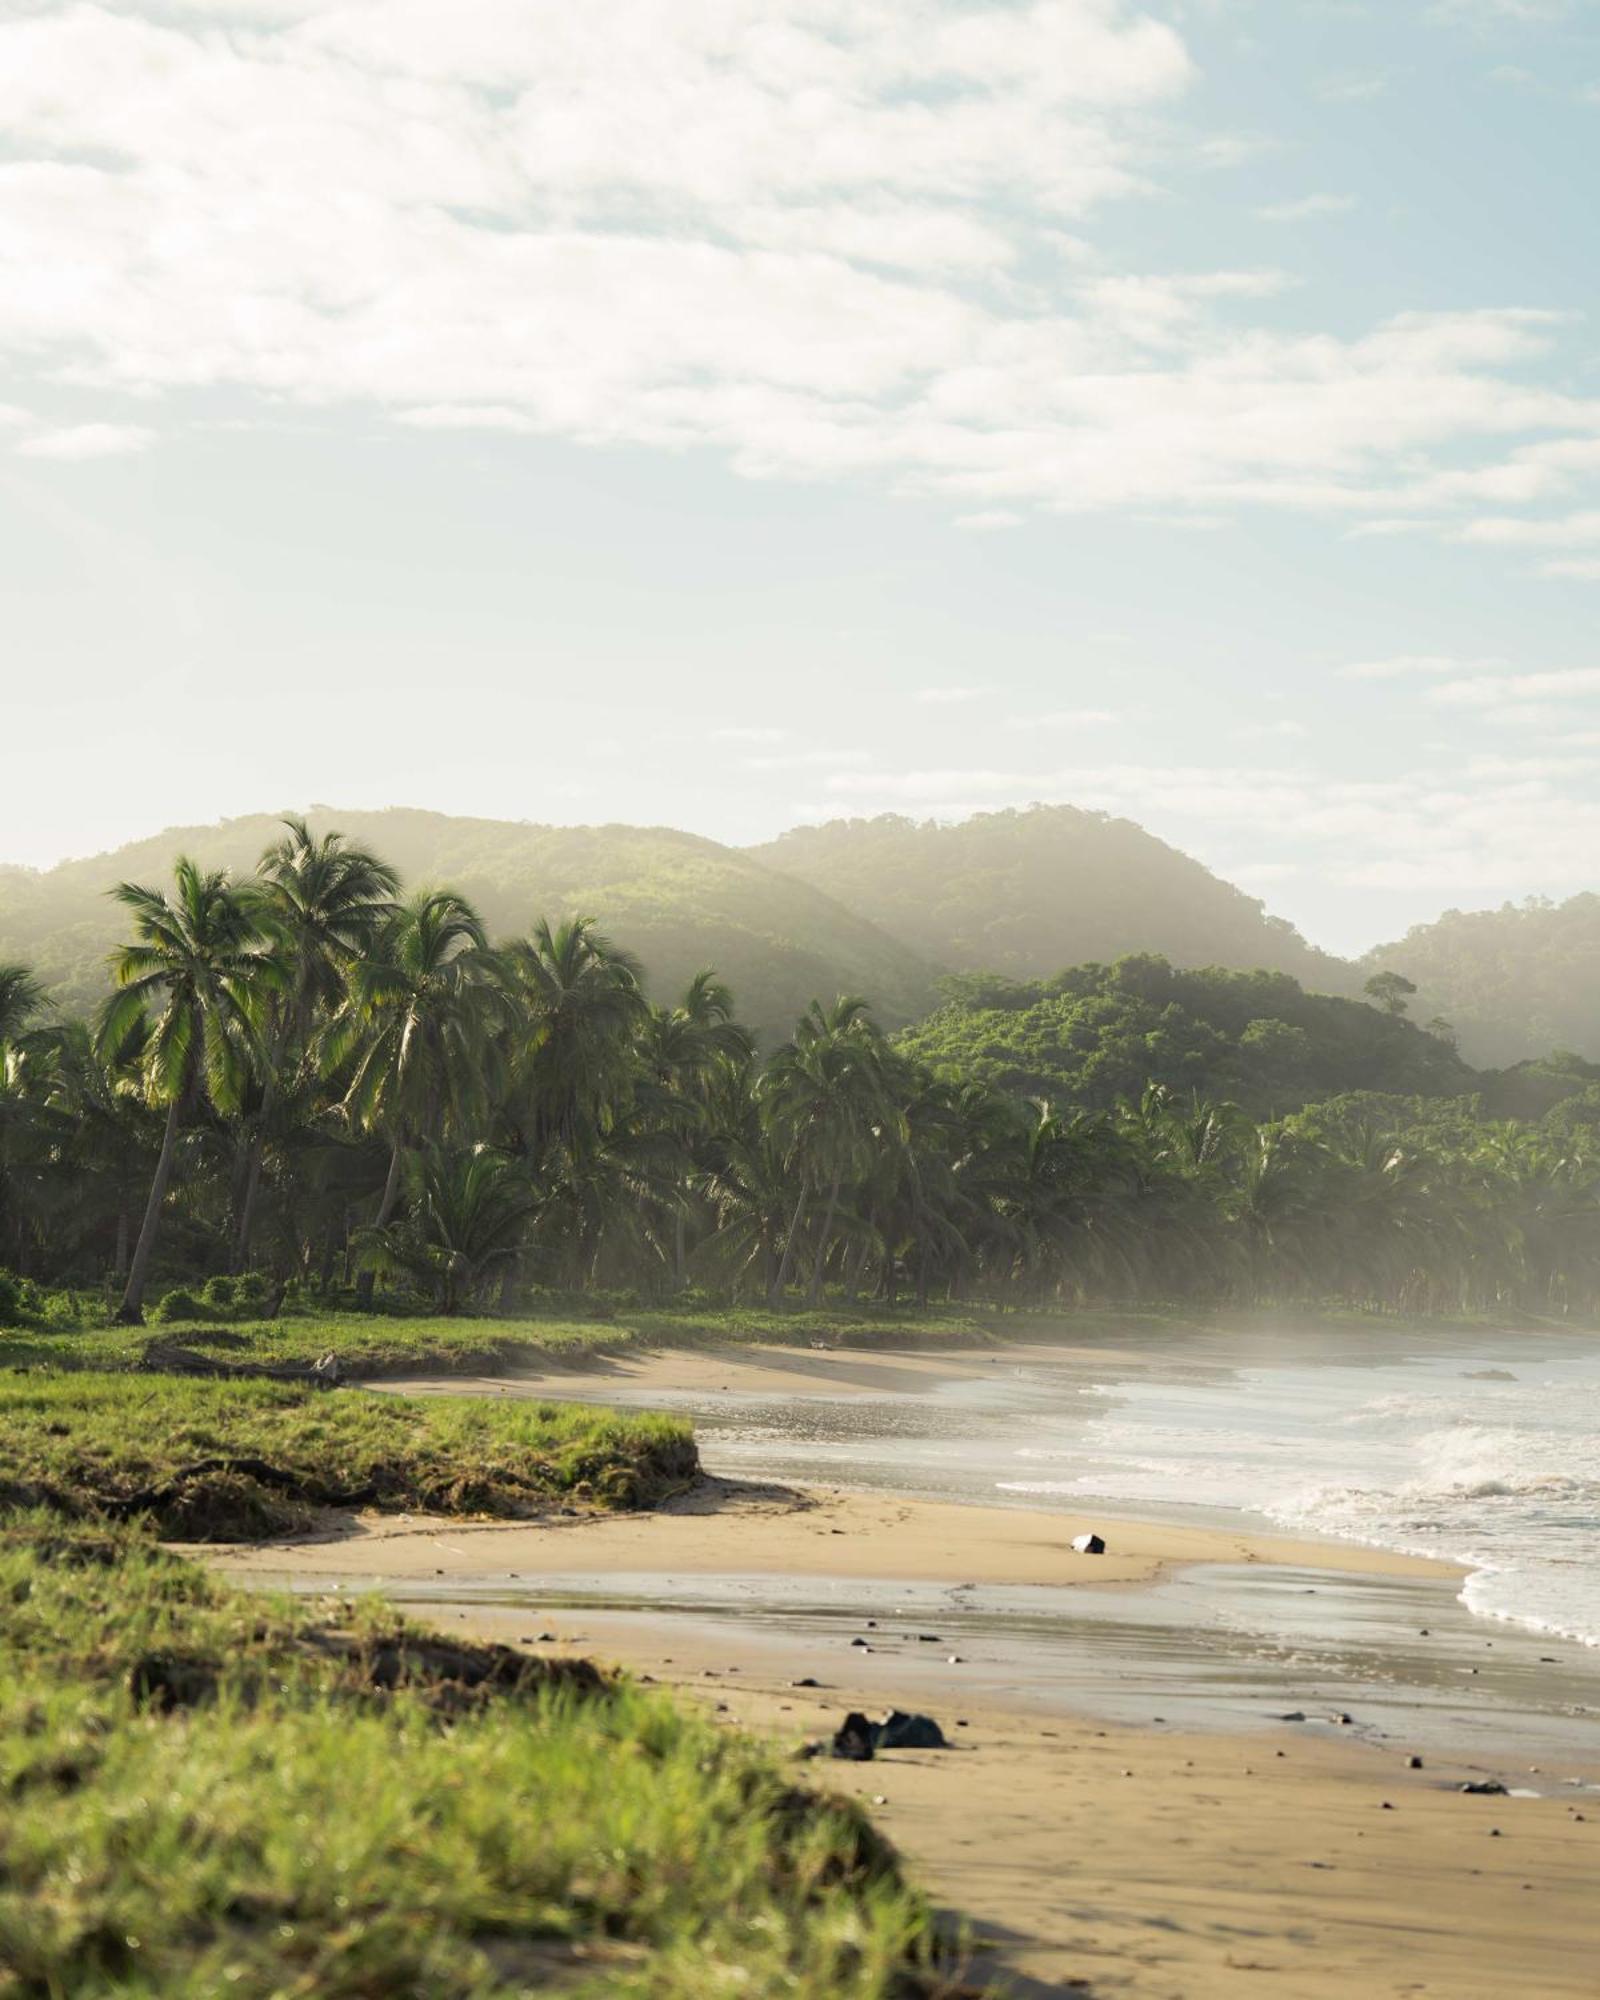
[0,1372,697,1538]
[8,817,1600,1324]
[0,1513,969,1999]
[0,807,938,1041]
[1363,889,1600,1066]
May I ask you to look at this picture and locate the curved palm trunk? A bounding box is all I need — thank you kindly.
[231,1068,281,1273]
[354,1138,405,1305]
[231,1138,265,1273]
[843,1236,870,1303]
[115,1097,182,1324]
[807,1170,842,1304]
[769,1184,808,1305]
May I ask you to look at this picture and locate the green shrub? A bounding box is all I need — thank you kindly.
[234,1271,270,1309]
[200,1274,238,1312]
[152,1288,205,1324]
[0,1271,21,1328]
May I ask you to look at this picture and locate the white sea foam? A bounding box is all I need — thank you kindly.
[997,1347,1600,1648]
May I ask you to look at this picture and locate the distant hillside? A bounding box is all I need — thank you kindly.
[750,807,1353,992]
[898,955,1476,1118]
[0,809,937,1041]
[1362,894,1600,1068]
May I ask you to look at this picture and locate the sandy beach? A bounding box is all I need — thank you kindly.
[208,1339,1600,1996]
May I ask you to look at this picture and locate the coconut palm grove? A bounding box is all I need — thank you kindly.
[5,814,1600,1330]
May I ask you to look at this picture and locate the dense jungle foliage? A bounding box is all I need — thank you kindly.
[899,958,1474,1116]
[5,817,1600,1325]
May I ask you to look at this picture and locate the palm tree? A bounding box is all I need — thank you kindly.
[0,964,45,1049]
[231,817,399,1269]
[498,916,649,1161]
[759,996,899,1304]
[336,890,497,1299]
[357,1143,535,1314]
[0,964,50,1271]
[98,860,279,1322]
[36,1017,159,1284]
[639,971,754,1288]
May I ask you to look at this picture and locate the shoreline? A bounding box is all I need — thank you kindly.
[207,1476,1600,1998]
[206,1331,1600,1993]
[375,1327,1600,1655]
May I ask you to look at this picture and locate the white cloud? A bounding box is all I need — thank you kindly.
[712,725,788,744]
[1003,708,1121,727]
[0,3,1594,549]
[1458,509,1600,547]
[1432,0,1572,22]
[745,746,872,770]
[1428,666,1600,706]
[809,754,1600,900]
[1256,193,1358,222]
[954,509,1024,531]
[1338,653,1502,680]
[1317,71,1392,103]
[1542,557,1600,578]
[916,686,989,705]
[1236,719,1309,739]
[15,422,155,460]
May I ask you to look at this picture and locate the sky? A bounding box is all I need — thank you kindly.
[1,0,1598,957]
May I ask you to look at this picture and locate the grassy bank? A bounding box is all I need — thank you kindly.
[4,1295,1548,1394]
[0,1516,977,1999]
[0,1298,1010,1381]
[0,1372,698,1538]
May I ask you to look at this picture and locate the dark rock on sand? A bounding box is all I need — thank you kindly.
[1071,1532,1107,1555]
[831,1713,878,1761]
[825,1708,949,1758]
[876,1710,948,1751]
[1461,1780,1509,1795]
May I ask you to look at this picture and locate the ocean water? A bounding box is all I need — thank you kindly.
[999,1342,1600,1650]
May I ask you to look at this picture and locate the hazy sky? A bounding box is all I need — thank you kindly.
[2,0,1598,955]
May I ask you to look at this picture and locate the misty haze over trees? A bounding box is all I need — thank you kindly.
[6,816,1600,1327]
[3,805,1597,1068]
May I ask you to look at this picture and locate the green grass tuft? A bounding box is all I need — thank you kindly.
[0,1372,698,1539]
[0,1518,979,1999]
[0,1299,1006,1382]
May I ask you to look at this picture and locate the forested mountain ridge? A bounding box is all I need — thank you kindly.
[0,810,938,1042]
[898,956,1474,1118]
[1362,894,1600,1068]
[751,806,1354,994]
[9,805,1600,1068]
[5,817,1600,1323]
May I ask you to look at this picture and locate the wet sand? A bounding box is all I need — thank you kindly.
[211,1480,1600,1998]
[206,1336,1600,1992]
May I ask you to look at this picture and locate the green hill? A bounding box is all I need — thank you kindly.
[1361,894,1600,1068]
[749,806,1352,992]
[0,810,937,1041]
[898,954,1476,1117]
